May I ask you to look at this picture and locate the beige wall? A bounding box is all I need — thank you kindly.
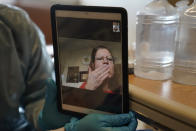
[58,38,122,82]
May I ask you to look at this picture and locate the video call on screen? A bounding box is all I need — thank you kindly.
[56,14,123,114]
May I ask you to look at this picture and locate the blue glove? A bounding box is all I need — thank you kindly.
[38,79,72,130]
[38,79,138,131]
[65,111,138,131]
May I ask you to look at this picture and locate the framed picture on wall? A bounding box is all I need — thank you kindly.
[66,66,79,83]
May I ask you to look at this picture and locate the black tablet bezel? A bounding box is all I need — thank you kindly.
[51,4,129,117]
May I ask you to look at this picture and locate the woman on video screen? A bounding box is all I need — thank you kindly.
[80,45,122,94]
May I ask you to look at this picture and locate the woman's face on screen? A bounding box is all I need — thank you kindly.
[94,48,114,78]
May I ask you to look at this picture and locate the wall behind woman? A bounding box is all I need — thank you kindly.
[58,38,122,83]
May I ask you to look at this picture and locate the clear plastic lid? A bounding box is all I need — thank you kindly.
[137,0,178,22]
[175,0,189,13]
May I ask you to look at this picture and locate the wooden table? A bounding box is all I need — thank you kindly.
[129,75,196,130]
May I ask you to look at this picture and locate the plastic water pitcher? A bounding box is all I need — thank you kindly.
[173,0,196,85]
[134,0,179,80]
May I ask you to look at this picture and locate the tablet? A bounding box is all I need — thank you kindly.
[51,4,128,116]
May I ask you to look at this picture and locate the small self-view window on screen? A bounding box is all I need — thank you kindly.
[56,10,123,114]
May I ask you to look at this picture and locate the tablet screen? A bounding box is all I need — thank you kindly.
[52,5,128,115]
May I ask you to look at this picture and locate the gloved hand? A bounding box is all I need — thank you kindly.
[65,111,138,131]
[38,79,138,131]
[38,79,72,130]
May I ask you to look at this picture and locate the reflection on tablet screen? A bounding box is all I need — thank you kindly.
[56,10,123,114]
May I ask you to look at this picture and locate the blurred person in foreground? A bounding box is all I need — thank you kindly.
[0,4,53,130]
